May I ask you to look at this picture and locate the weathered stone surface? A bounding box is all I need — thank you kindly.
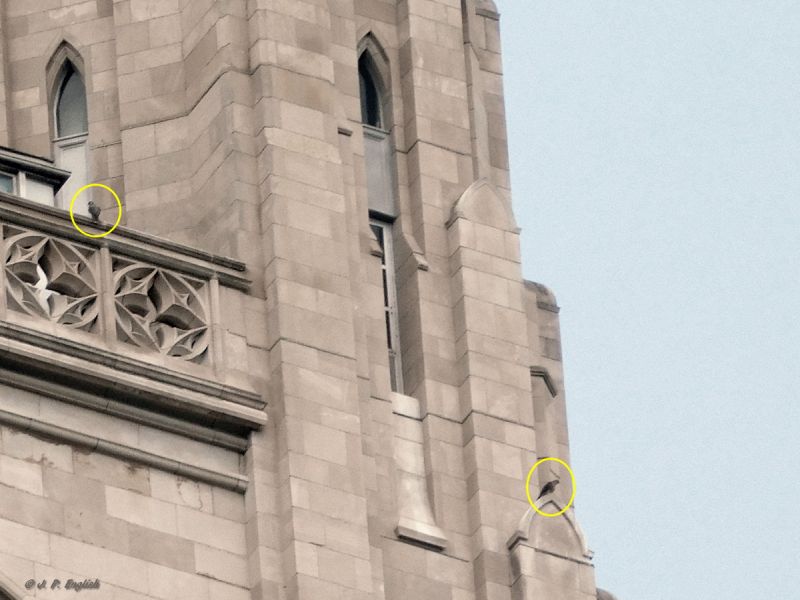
[0,2,599,600]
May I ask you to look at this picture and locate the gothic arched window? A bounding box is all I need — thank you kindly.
[359,54,383,129]
[357,44,396,216]
[56,63,88,138]
[52,57,89,213]
[359,38,404,393]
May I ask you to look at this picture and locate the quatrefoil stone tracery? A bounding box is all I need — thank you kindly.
[113,263,209,362]
[4,231,98,330]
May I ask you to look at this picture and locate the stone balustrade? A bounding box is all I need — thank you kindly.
[0,191,265,461]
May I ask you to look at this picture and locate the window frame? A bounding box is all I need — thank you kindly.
[0,170,51,200]
[0,170,17,195]
[370,216,404,394]
[51,60,89,211]
[54,64,88,140]
[359,55,384,129]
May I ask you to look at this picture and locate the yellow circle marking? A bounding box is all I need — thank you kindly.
[69,183,122,239]
[525,457,576,517]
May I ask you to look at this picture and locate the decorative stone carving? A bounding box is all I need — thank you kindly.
[113,259,209,362]
[4,228,98,330]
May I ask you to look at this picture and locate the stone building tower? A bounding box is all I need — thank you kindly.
[0,1,613,599]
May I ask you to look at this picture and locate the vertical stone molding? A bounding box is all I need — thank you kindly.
[448,178,533,599]
[530,365,558,461]
[524,280,573,465]
[250,1,378,597]
[0,4,11,147]
[391,391,448,549]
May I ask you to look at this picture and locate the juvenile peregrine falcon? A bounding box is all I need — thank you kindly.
[88,200,101,222]
[536,478,560,501]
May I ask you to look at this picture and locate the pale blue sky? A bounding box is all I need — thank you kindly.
[499,2,800,598]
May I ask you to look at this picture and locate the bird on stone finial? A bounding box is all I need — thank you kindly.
[88,200,101,223]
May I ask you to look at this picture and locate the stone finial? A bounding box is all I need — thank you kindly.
[448,178,519,233]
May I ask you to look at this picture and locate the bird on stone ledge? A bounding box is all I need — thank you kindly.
[88,200,101,223]
[536,476,560,501]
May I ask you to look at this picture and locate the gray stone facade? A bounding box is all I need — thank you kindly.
[0,1,608,599]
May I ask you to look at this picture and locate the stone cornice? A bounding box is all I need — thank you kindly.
[0,321,265,451]
[0,408,248,492]
[0,321,263,410]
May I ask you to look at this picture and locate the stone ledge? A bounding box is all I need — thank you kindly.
[0,191,250,290]
[476,7,500,21]
[530,366,558,398]
[0,408,248,492]
[0,322,266,451]
[390,390,422,419]
[395,518,448,551]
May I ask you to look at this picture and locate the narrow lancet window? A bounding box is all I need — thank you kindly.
[370,218,403,393]
[359,41,403,393]
[359,55,383,129]
[56,64,88,138]
[53,60,89,212]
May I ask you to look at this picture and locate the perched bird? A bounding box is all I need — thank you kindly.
[536,478,560,501]
[88,200,101,223]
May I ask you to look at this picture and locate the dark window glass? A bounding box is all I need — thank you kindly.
[370,223,384,252]
[358,55,382,128]
[0,173,13,194]
[56,64,88,138]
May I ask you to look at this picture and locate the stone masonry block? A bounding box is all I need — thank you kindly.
[0,453,43,496]
[0,481,64,534]
[43,460,105,506]
[105,486,177,535]
[0,428,72,472]
[195,544,250,586]
[147,562,210,600]
[63,507,130,555]
[302,421,349,466]
[149,469,213,512]
[0,517,50,563]
[176,506,247,554]
[128,523,195,571]
[50,535,149,593]
[74,450,150,494]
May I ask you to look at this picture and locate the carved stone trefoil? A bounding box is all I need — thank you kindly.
[4,229,98,331]
[113,260,209,362]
